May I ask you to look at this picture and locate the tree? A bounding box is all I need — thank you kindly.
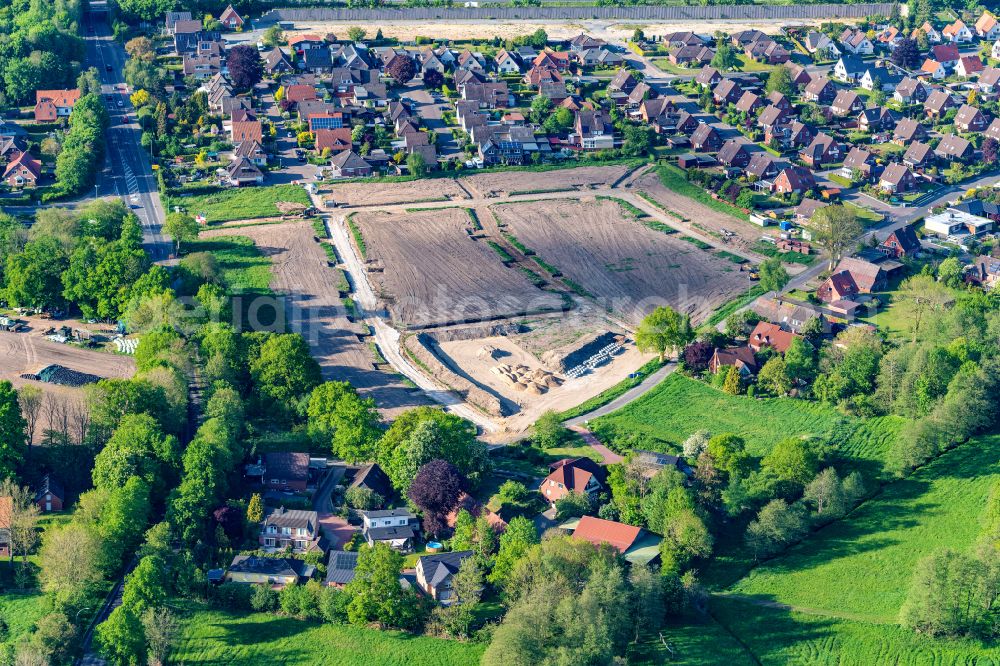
[262,25,285,47]
[433,557,483,638]
[307,382,382,462]
[30,613,76,665]
[765,65,794,96]
[125,36,156,62]
[533,410,568,449]
[347,27,367,43]
[811,204,862,269]
[386,56,417,84]
[746,499,808,559]
[711,40,738,70]
[116,0,174,21]
[897,274,954,343]
[249,334,322,408]
[96,605,146,665]
[529,94,552,124]
[761,437,819,487]
[163,212,199,255]
[345,486,383,510]
[407,150,428,177]
[247,493,264,524]
[344,542,425,629]
[937,256,964,287]
[983,137,999,165]
[783,337,817,384]
[142,608,178,666]
[227,44,264,91]
[17,386,42,454]
[757,357,792,396]
[0,479,39,564]
[623,124,653,156]
[683,340,713,373]
[891,38,921,69]
[758,256,789,293]
[423,69,444,89]
[407,459,465,537]
[554,490,592,520]
[488,516,538,589]
[706,433,750,478]
[636,306,693,361]
[4,237,68,309]
[682,430,711,459]
[900,549,997,637]
[0,382,26,479]
[722,365,742,395]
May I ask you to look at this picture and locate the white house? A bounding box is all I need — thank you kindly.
[840,28,874,55]
[920,59,947,80]
[360,509,419,552]
[943,19,974,43]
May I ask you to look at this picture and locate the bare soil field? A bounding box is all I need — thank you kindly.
[629,171,768,254]
[322,178,470,208]
[0,330,136,432]
[353,208,565,328]
[493,199,746,324]
[460,164,632,198]
[202,222,428,416]
[437,332,649,433]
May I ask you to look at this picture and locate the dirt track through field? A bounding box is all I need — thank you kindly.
[460,164,632,198]
[202,222,428,416]
[493,199,746,324]
[354,208,565,328]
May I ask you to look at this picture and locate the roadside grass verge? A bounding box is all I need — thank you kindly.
[728,433,1000,623]
[172,603,485,665]
[656,165,749,221]
[559,358,665,422]
[703,285,766,329]
[165,184,311,223]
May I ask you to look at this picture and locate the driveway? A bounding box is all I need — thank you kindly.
[400,82,461,161]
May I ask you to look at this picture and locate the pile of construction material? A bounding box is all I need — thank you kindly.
[565,337,625,379]
[491,364,563,395]
[23,364,102,387]
[114,337,139,354]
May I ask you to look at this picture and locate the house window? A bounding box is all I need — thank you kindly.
[265,538,275,547]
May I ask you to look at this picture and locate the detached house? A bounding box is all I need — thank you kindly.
[540,457,607,506]
[894,78,928,104]
[34,474,64,512]
[978,67,1000,93]
[218,5,244,30]
[799,132,842,168]
[713,79,743,105]
[935,134,975,162]
[748,321,802,354]
[773,166,816,195]
[880,225,921,258]
[226,157,264,187]
[259,507,322,553]
[4,152,40,188]
[879,163,917,194]
[360,509,419,551]
[893,118,928,144]
[573,109,614,150]
[691,123,722,152]
[840,28,874,55]
[695,66,722,88]
[330,150,372,178]
[954,104,989,132]
[920,59,947,80]
[226,556,314,587]
[924,90,954,118]
[841,147,876,180]
[415,551,475,605]
[956,55,985,78]
[834,54,866,83]
[942,19,974,43]
[566,516,662,567]
[718,140,751,168]
[932,44,961,68]
[803,77,836,104]
[34,89,80,121]
[831,90,864,116]
[976,11,1000,40]
[903,141,934,169]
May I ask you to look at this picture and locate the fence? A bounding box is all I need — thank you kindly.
[259,3,897,23]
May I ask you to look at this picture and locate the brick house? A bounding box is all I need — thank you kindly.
[34,89,81,122]
[540,457,607,506]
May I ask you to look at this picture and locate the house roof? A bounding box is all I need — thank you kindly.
[887,225,921,253]
[832,90,859,111]
[924,90,953,113]
[834,256,884,291]
[921,59,944,75]
[226,156,263,181]
[34,474,64,503]
[234,139,264,159]
[749,321,801,354]
[361,508,416,519]
[746,152,777,178]
[838,53,866,74]
[932,44,960,62]
[263,451,309,482]
[544,457,606,494]
[695,66,721,85]
[958,55,984,74]
[954,104,985,126]
[315,128,353,153]
[571,516,642,553]
[804,77,833,95]
[895,77,924,97]
[417,550,474,587]
[904,141,933,164]
[880,162,912,186]
[843,147,873,170]
[325,550,360,585]
[219,4,242,23]
[894,118,926,141]
[330,149,370,170]
[777,166,816,191]
[734,91,761,113]
[712,345,758,371]
[977,11,997,33]
[3,152,41,180]
[824,271,859,298]
[229,555,313,578]
[717,140,748,165]
[263,507,318,531]
[936,134,972,158]
[35,89,81,107]
[349,463,392,498]
[758,104,788,127]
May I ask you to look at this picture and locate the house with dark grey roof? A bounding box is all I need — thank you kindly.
[261,452,310,491]
[34,474,64,512]
[259,507,323,553]
[360,509,419,551]
[349,463,392,500]
[325,550,360,587]
[226,555,315,586]
[415,551,475,604]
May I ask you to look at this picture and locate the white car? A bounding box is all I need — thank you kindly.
[117,99,124,107]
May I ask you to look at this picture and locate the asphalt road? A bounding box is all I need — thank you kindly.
[84,9,171,263]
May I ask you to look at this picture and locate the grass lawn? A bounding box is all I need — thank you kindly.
[172,604,485,665]
[656,164,749,221]
[184,236,273,297]
[712,597,1000,665]
[728,434,1000,623]
[628,615,756,665]
[590,374,853,458]
[165,184,311,223]
[735,54,778,73]
[546,444,601,462]
[844,202,885,228]
[651,58,702,76]
[0,590,51,651]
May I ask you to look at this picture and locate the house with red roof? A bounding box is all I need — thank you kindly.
[219,5,244,30]
[566,516,662,566]
[34,89,81,122]
[539,457,607,506]
[748,321,802,354]
[4,151,41,188]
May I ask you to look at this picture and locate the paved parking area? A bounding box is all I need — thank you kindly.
[400,82,462,161]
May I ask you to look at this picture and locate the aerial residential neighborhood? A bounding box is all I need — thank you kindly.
[1,0,1000,664]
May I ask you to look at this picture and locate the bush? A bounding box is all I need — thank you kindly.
[250,584,280,612]
[344,486,384,510]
